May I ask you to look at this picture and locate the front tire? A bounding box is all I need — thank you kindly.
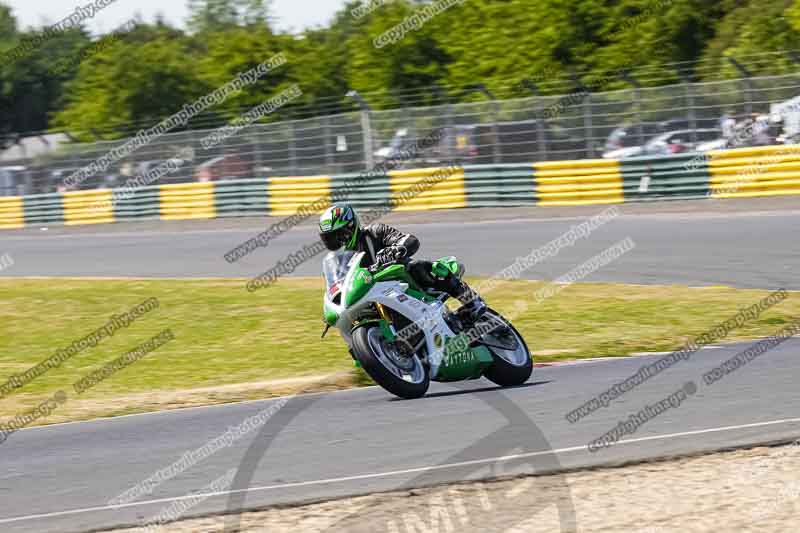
[476,309,533,387]
[352,326,430,399]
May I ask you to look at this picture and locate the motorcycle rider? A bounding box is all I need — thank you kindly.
[318,204,487,322]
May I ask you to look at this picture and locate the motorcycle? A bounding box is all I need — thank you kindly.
[321,250,533,399]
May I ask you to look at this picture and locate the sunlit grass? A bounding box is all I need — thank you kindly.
[0,278,796,425]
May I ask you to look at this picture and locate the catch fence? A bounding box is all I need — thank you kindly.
[3,73,800,196]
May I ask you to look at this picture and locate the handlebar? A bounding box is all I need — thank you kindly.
[368,257,410,274]
[368,262,391,274]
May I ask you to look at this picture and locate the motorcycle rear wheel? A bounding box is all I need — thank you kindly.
[476,309,534,387]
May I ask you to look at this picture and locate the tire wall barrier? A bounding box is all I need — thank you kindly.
[2,145,799,230]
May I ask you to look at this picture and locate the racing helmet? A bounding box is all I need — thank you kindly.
[319,205,360,251]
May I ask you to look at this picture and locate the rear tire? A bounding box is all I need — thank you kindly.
[478,309,533,387]
[352,326,430,399]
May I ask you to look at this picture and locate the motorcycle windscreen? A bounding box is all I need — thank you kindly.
[322,250,356,294]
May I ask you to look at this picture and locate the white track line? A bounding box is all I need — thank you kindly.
[2,416,800,525]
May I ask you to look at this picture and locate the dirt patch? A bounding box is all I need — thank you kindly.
[105,443,800,532]
[534,349,580,356]
[0,372,360,426]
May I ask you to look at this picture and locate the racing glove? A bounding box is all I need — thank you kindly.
[374,245,408,268]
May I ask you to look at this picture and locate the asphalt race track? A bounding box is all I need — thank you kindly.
[1,199,799,289]
[2,198,799,532]
[1,339,799,532]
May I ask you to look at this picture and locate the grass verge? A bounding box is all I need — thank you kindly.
[0,278,796,425]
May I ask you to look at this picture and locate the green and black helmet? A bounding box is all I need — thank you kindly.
[319,205,360,251]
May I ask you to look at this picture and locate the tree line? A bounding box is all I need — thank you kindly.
[1,0,800,143]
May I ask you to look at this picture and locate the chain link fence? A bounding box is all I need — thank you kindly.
[3,73,800,197]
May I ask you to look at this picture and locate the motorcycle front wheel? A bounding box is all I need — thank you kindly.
[352,325,430,399]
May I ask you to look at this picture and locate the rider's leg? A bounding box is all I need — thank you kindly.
[407,260,487,321]
[448,280,487,322]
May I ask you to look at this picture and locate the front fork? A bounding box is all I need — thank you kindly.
[345,305,400,370]
[375,303,428,362]
[375,303,398,341]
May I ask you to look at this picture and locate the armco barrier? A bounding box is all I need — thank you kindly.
[389,167,466,211]
[63,189,115,226]
[214,178,269,217]
[464,164,537,207]
[2,147,799,230]
[708,145,800,198]
[23,193,64,226]
[159,182,216,220]
[621,153,711,201]
[114,185,161,221]
[0,196,24,229]
[268,175,331,217]
[534,159,623,206]
[331,171,391,210]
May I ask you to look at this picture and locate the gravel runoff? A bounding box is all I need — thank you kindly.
[106,442,800,533]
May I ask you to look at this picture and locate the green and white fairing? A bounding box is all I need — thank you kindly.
[322,251,493,381]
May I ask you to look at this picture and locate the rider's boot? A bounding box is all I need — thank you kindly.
[411,260,487,326]
[453,282,487,324]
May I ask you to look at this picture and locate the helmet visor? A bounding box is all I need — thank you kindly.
[320,231,343,251]
[320,224,354,251]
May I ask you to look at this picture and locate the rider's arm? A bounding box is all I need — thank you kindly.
[372,224,419,262]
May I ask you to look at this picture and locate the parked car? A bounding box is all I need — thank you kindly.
[603,121,681,155]
[195,153,252,181]
[695,137,729,152]
[435,121,586,164]
[642,129,722,156]
[603,144,645,159]
[431,125,480,163]
[374,128,412,161]
[376,126,480,167]
[602,119,720,158]
[604,125,656,154]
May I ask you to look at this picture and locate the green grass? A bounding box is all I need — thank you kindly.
[0,278,797,424]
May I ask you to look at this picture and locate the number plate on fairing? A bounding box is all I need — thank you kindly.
[434,335,493,382]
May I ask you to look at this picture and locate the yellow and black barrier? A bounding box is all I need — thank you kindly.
[2,145,799,230]
[267,175,332,217]
[534,159,624,206]
[708,145,800,198]
[0,196,24,230]
[62,189,115,226]
[388,167,467,211]
[159,182,216,220]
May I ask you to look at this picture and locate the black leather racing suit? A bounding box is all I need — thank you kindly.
[353,223,480,306]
